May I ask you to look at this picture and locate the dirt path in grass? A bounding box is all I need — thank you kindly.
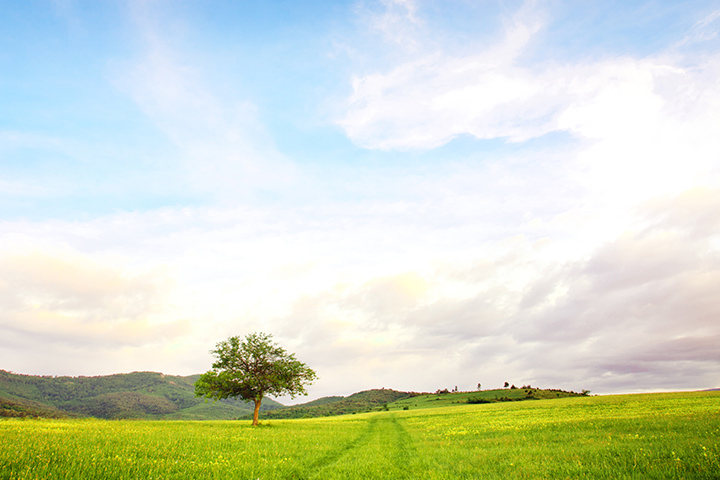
[284,414,427,480]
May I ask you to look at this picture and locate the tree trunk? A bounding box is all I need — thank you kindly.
[252,397,262,426]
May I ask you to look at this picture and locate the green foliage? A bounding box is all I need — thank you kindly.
[0,370,282,420]
[194,332,317,425]
[467,397,491,404]
[74,392,179,419]
[2,391,718,479]
[0,396,68,418]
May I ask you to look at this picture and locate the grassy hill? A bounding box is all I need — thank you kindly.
[255,386,589,420]
[388,386,589,410]
[252,389,418,420]
[0,370,284,420]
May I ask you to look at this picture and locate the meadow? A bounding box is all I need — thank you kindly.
[1,391,718,479]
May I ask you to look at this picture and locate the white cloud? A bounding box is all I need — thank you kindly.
[339,2,720,204]
[340,7,553,150]
[0,247,192,380]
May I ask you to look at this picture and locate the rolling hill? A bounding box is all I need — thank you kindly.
[2,369,591,421]
[0,370,283,420]
[251,385,589,420]
[248,388,416,420]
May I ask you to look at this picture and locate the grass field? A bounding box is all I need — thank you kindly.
[1,391,718,479]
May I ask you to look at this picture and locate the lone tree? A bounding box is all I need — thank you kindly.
[195,332,317,426]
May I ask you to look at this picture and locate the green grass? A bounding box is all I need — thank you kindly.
[1,391,718,479]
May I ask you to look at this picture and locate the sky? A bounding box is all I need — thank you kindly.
[1,0,719,403]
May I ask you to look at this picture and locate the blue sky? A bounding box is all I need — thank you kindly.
[1,0,719,401]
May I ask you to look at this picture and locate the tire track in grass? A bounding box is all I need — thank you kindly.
[284,414,426,480]
[390,414,444,479]
[282,416,379,479]
[317,414,408,480]
[389,415,424,474]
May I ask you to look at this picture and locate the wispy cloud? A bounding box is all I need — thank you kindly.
[675,8,720,48]
[358,0,423,49]
[339,1,720,173]
[112,1,297,200]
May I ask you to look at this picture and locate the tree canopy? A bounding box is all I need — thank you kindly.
[194,332,317,425]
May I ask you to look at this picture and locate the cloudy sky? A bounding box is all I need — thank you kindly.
[1,0,719,403]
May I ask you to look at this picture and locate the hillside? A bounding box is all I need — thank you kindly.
[2,370,591,421]
[0,370,284,420]
[249,388,417,420]
[253,385,591,420]
[387,386,590,411]
[0,395,69,418]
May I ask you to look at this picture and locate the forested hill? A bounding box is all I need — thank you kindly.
[249,388,416,420]
[0,370,283,420]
